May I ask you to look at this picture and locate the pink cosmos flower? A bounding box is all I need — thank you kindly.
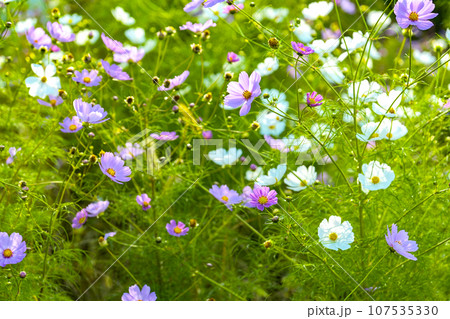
[136,194,151,211]
[166,220,189,237]
[26,27,52,48]
[101,33,124,53]
[47,21,75,42]
[150,132,179,141]
[157,71,190,91]
[227,52,240,63]
[224,71,261,116]
[180,19,217,33]
[113,46,145,63]
[248,186,278,211]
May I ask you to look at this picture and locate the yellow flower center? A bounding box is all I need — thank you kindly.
[370,133,379,139]
[68,19,73,24]
[106,168,116,177]
[386,133,393,139]
[242,90,252,100]
[329,233,338,241]
[50,99,57,106]
[258,196,268,204]
[83,77,91,83]
[409,12,419,21]
[2,248,13,258]
[388,107,396,114]
[143,201,149,207]
[221,195,229,202]
[174,226,182,234]
[41,76,47,83]
[300,180,308,187]
[79,217,86,224]
[269,125,276,129]
[371,176,380,184]
[69,124,77,131]
[395,240,402,245]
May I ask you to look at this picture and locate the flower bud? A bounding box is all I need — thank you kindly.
[268,37,280,49]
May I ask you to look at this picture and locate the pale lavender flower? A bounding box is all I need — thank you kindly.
[0,232,27,267]
[394,0,438,31]
[166,220,189,237]
[86,200,110,217]
[101,60,132,81]
[46,21,75,42]
[37,95,63,107]
[158,71,190,91]
[335,0,356,14]
[72,69,102,87]
[180,19,217,33]
[136,194,151,211]
[59,116,83,133]
[224,71,261,116]
[184,0,203,12]
[113,46,145,63]
[122,284,157,301]
[26,27,52,48]
[72,209,88,229]
[99,152,132,184]
[209,184,242,211]
[116,143,144,160]
[204,0,226,8]
[150,132,179,141]
[73,98,109,124]
[101,33,124,52]
[6,147,21,165]
[385,224,418,261]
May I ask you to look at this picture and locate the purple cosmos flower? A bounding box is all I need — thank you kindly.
[306,91,324,107]
[73,98,109,124]
[202,130,213,139]
[394,0,438,31]
[385,224,418,261]
[86,200,110,217]
[104,232,116,241]
[113,46,145,63]
[72,69,102,87]
[37,95,63,107]
[224,71,262,116]
[6,147,21,165]
[72,209,88,229]
[227,52,240,63]
[248,186,278,211]
[46,21,75,42]
[26,27,52,48]
[122,284,157,301]
[101,33,124,53]
[0,232,27,267]
[264,135,290,153]
[136,194,151,211]
[335,0,356,14]
[101,60,132,81]
[59,116,83,133]
[99,152,132,184]
[150,131,179,141]
[184,0,203,12]
[204,0,226,8]
[180,19,217,33]
[99,231,117,246]
[158,71,190,91]
[116,143,144,160]
[166,220,189,237]
[241,185,253,207]
[209,184,242,211]
[291,41,315,55]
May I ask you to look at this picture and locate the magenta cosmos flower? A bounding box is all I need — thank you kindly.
[101,60,132,81]
[72,209,88,229]
[394,0,438,31]
[101,33,124,52]
[291,41,315,55]
[114,46,145,63]
[248,186,278,211]
[180,19,217,33]
[385,224,418,261]
[158,71,190,91]
[150,131,179,141]
[0,232,27,267]
[136,194,151,211]
[86,200,110,217]
[227,52,240,63]
[73,98,109,124]
[306,91,324,107]
[59,116,83,133]
[26,27,52,48]
[46,21,75,42]
[224,71,261,116]
[99,152,132,184]
[209,184,242,211]
[122,284,157,301]
[166,220,189,237]
[72,69,102,87]
[37,95,63,107]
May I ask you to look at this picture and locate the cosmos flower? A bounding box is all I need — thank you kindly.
[59,116,83,133]
[25,64,61,98]
[184,0,203,12]
[72,209,88,229]
[208,148,242,165]
[259,111,286,136]
[245,165,263,181]
[59,13,83,26]
[99,152,132,184]
[306,91,323,107]
[157,71,190,91]
[356,121,387,142]
[86,200,110,217]
[125,27,146,44]
[310,39,340,56]
[0,232,27,267]
[381,119,408,140]
[247,186,278,211]
[209,184,242,210]
[240,185,253,207]
[101,60,132,81]
[357,161,395,193]
[260,88,289,113]
[311,123,336,148]
[122,284,157,301]
[202,131,213,139]
[256,57,279,76]
[385,224,418,261]
[101,33,124,52]
[99,231,117,246]
[347,80,382,104]
[73,99,109,124]
[116,143,144,160]
[37,95,63,107]
[319,57,345,84]
[291,41,315,55]
[227,52,240,63]
[256,164,287,186]
[76,29,100,45]
[223,3,244,14]
[6,147,21,165]
[26,27,52,48]
[150,132,179,141]
[264,135,290,153]
[318,216,354,251]
[282,135,312,153]
[394,0,438,31]
[46,21,75,42]
[180,19,217,33]
[373,90,403,117]
[224,71,261,116]
[367,10,392,31]
[166,220,189,237]
[113,46,145,63]
[204,0,226,8]
[72,69,103,87]
[15,18,37,35]
[136,194,151,211]
[111,6,135,26]
[335,0,356,14]
[302,1,334,20]
[284,165,317,191]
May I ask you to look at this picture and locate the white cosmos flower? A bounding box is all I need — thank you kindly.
[372,89,403,117]
[254,7,289,23]
[75,29,100,45]
[342,107,374,126]
[311,123,335,148]
[259,111,286,136]
[111,7,135,26]
[382,119,408,140]
[125,27,146,44]
[310,39,340,56]
[256,57,279,76]
[413,50,436,66]
[284,165,317,191]
[319,57,345,84]
[367,11,392,31]
[256,164,287,186]
[282,135,312,153]
[15,18,37,34]
[357,161,395,193]
[141,39,157,53]
[356,121,387,142]
[294,19,315,43]
[208,147,242,166]
[347,80,381,104]
[261,88,289,113]
[302,1,334,20]
[25,64,60,98]
[245,166,263,181]
[339,31,380,61]
[59,14,83,26]
[318,216,354,251]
